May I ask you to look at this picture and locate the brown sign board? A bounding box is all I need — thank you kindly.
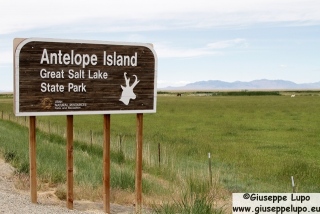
[14,38,157,116]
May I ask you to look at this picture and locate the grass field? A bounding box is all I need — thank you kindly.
[1,92,320,212]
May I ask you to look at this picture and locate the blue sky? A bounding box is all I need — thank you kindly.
[1,0,320,91]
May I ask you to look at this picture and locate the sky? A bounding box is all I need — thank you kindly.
[1,0,320,91]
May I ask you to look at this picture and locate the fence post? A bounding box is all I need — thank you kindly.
[208,153,212,186]
[90,130,93,147]
[119,134,123,153]
[291,176,296,193]
[158,143,161,167]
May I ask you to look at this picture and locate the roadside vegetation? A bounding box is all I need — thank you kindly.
[1,91,320,212]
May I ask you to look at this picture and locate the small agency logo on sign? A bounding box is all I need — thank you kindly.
[14,38,157,116]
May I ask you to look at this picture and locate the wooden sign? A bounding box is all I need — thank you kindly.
[14,38,157,116]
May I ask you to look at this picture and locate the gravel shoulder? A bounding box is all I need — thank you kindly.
[0,158,137,214]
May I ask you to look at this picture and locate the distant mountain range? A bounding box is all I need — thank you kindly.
[162,79,320,90]
[2,79,320,92]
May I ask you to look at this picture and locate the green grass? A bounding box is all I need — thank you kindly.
[1,92,320,211]
[0,119,160,197]
[152,192,225,214]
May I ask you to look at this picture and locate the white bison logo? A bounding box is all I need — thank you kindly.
[119,72,140,105]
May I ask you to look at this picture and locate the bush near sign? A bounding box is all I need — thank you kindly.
[13,38,157,116]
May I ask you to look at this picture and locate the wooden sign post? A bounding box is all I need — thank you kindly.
[103,114,111,213]
[66,115,74,209]
[135,113,143,213]
[14,38,157,213]
[29,116,37,203]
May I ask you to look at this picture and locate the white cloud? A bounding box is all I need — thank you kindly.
[157,80,191,88]
[155,39,247,58]
[1,0,320,34]
[155,44,218,58]
[280,64,288,68]
[0,51,12,64]
[206,39,247,49]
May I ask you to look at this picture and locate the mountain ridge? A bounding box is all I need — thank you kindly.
[162,79,320,90]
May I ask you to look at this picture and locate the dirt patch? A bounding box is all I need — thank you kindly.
[0,158,15,178]
[0,158,144,214]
